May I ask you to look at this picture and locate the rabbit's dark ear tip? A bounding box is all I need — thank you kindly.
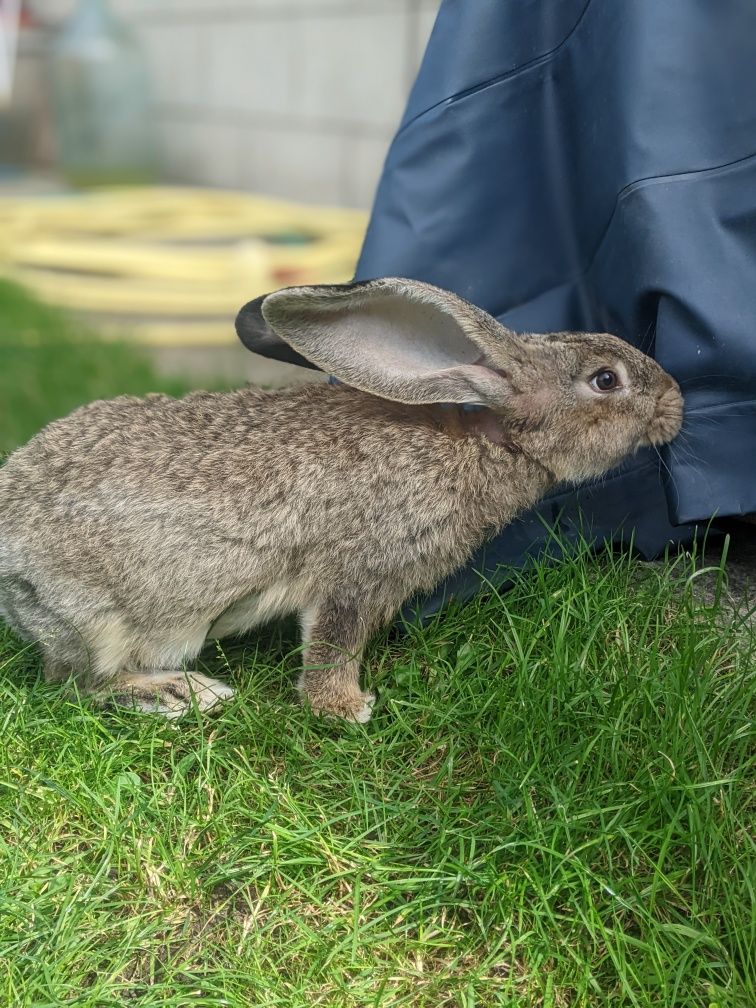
[235,293,322,371]
[234,294,268,348]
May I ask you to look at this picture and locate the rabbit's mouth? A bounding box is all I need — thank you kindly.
[645,382,684,446]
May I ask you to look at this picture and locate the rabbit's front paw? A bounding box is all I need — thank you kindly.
[111,670,235,719]
[307,689,376,724]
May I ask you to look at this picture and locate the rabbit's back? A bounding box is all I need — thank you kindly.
[0,385,530,634]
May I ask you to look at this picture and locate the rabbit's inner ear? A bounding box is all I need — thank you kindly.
[313,296,479,369]
[261,281,516,407]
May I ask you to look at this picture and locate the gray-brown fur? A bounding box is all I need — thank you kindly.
[0,278,683,721]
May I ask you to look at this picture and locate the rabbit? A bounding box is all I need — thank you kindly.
[0,278,683,722]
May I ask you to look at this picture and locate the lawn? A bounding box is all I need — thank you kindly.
[0,280,754,1007]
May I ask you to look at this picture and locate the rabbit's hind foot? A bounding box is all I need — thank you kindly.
[106,670,235,719]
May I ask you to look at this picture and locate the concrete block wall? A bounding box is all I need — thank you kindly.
[104,0,440,208]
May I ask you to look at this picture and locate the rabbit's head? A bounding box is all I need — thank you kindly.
[237,278,682,484]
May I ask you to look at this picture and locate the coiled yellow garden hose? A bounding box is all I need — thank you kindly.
[0,187,368,345]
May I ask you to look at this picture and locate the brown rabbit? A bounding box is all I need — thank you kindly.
[0,279,682,722]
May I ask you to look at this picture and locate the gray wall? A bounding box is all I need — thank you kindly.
[109,0,439,208]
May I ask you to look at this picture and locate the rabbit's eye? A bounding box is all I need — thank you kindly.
[589,369,619,392]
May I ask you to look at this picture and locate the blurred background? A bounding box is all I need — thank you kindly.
[0,0,438,451]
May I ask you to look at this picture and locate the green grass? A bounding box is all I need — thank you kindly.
[0,279,204,455]
[0,281,754,1006]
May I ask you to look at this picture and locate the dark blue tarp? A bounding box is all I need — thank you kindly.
[353,0,756,615]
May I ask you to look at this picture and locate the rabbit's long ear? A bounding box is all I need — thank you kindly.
[260,278,519,407]
[235,294,323,371]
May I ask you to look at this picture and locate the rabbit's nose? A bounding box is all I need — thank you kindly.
[647,380,683,446]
